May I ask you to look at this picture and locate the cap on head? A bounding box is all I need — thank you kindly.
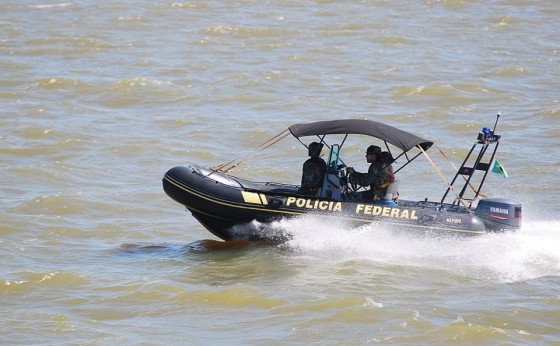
[366,145,381,155]
[308,142,323,156]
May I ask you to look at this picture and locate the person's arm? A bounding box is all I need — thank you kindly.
[350,164,378,186]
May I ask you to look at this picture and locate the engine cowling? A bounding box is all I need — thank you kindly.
[475,198,522,231]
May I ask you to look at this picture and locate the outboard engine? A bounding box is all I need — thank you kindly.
[475,198,522,231]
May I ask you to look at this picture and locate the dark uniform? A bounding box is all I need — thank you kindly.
[297,142,327,196]
[349,145,392,200]
[298,157,327,196]
[350,162,390,199]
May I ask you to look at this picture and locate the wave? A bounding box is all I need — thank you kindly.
[28,3,72,9]
[278,216,560,283]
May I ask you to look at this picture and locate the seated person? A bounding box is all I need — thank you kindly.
[379,151,397,201]
[379,151,395,184]
[347,145,392,201]
[297,142,327,196]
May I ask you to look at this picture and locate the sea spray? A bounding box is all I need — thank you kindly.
[278,216,560,283]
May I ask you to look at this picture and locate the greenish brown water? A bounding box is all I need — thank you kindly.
[1,1,559,345]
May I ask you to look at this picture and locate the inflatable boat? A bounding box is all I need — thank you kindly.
[163,116,521,241]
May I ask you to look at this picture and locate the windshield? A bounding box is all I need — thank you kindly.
[327,144,342,171]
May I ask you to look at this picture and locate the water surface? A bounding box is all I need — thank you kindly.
[1,1,559,345]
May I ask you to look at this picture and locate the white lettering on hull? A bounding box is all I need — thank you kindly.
[285,198,418,220]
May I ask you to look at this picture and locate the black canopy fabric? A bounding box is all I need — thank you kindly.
[288,119,433,152]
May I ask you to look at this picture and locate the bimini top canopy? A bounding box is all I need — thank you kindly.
[288,119,433,152]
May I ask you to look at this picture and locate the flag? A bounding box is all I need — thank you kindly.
[491,160,509,179]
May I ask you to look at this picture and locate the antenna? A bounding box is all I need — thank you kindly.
[492,112,501,133]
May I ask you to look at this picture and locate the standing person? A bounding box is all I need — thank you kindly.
[347,145,390,201]
[297,142,327,196]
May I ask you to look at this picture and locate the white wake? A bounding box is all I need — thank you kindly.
[272,216,560,283]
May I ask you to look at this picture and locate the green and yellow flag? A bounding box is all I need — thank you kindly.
[491,160,509,179]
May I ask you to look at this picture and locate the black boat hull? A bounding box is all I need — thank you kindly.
[163,165,520,241]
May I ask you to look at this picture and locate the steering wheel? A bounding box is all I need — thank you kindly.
[345,169,360,192]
